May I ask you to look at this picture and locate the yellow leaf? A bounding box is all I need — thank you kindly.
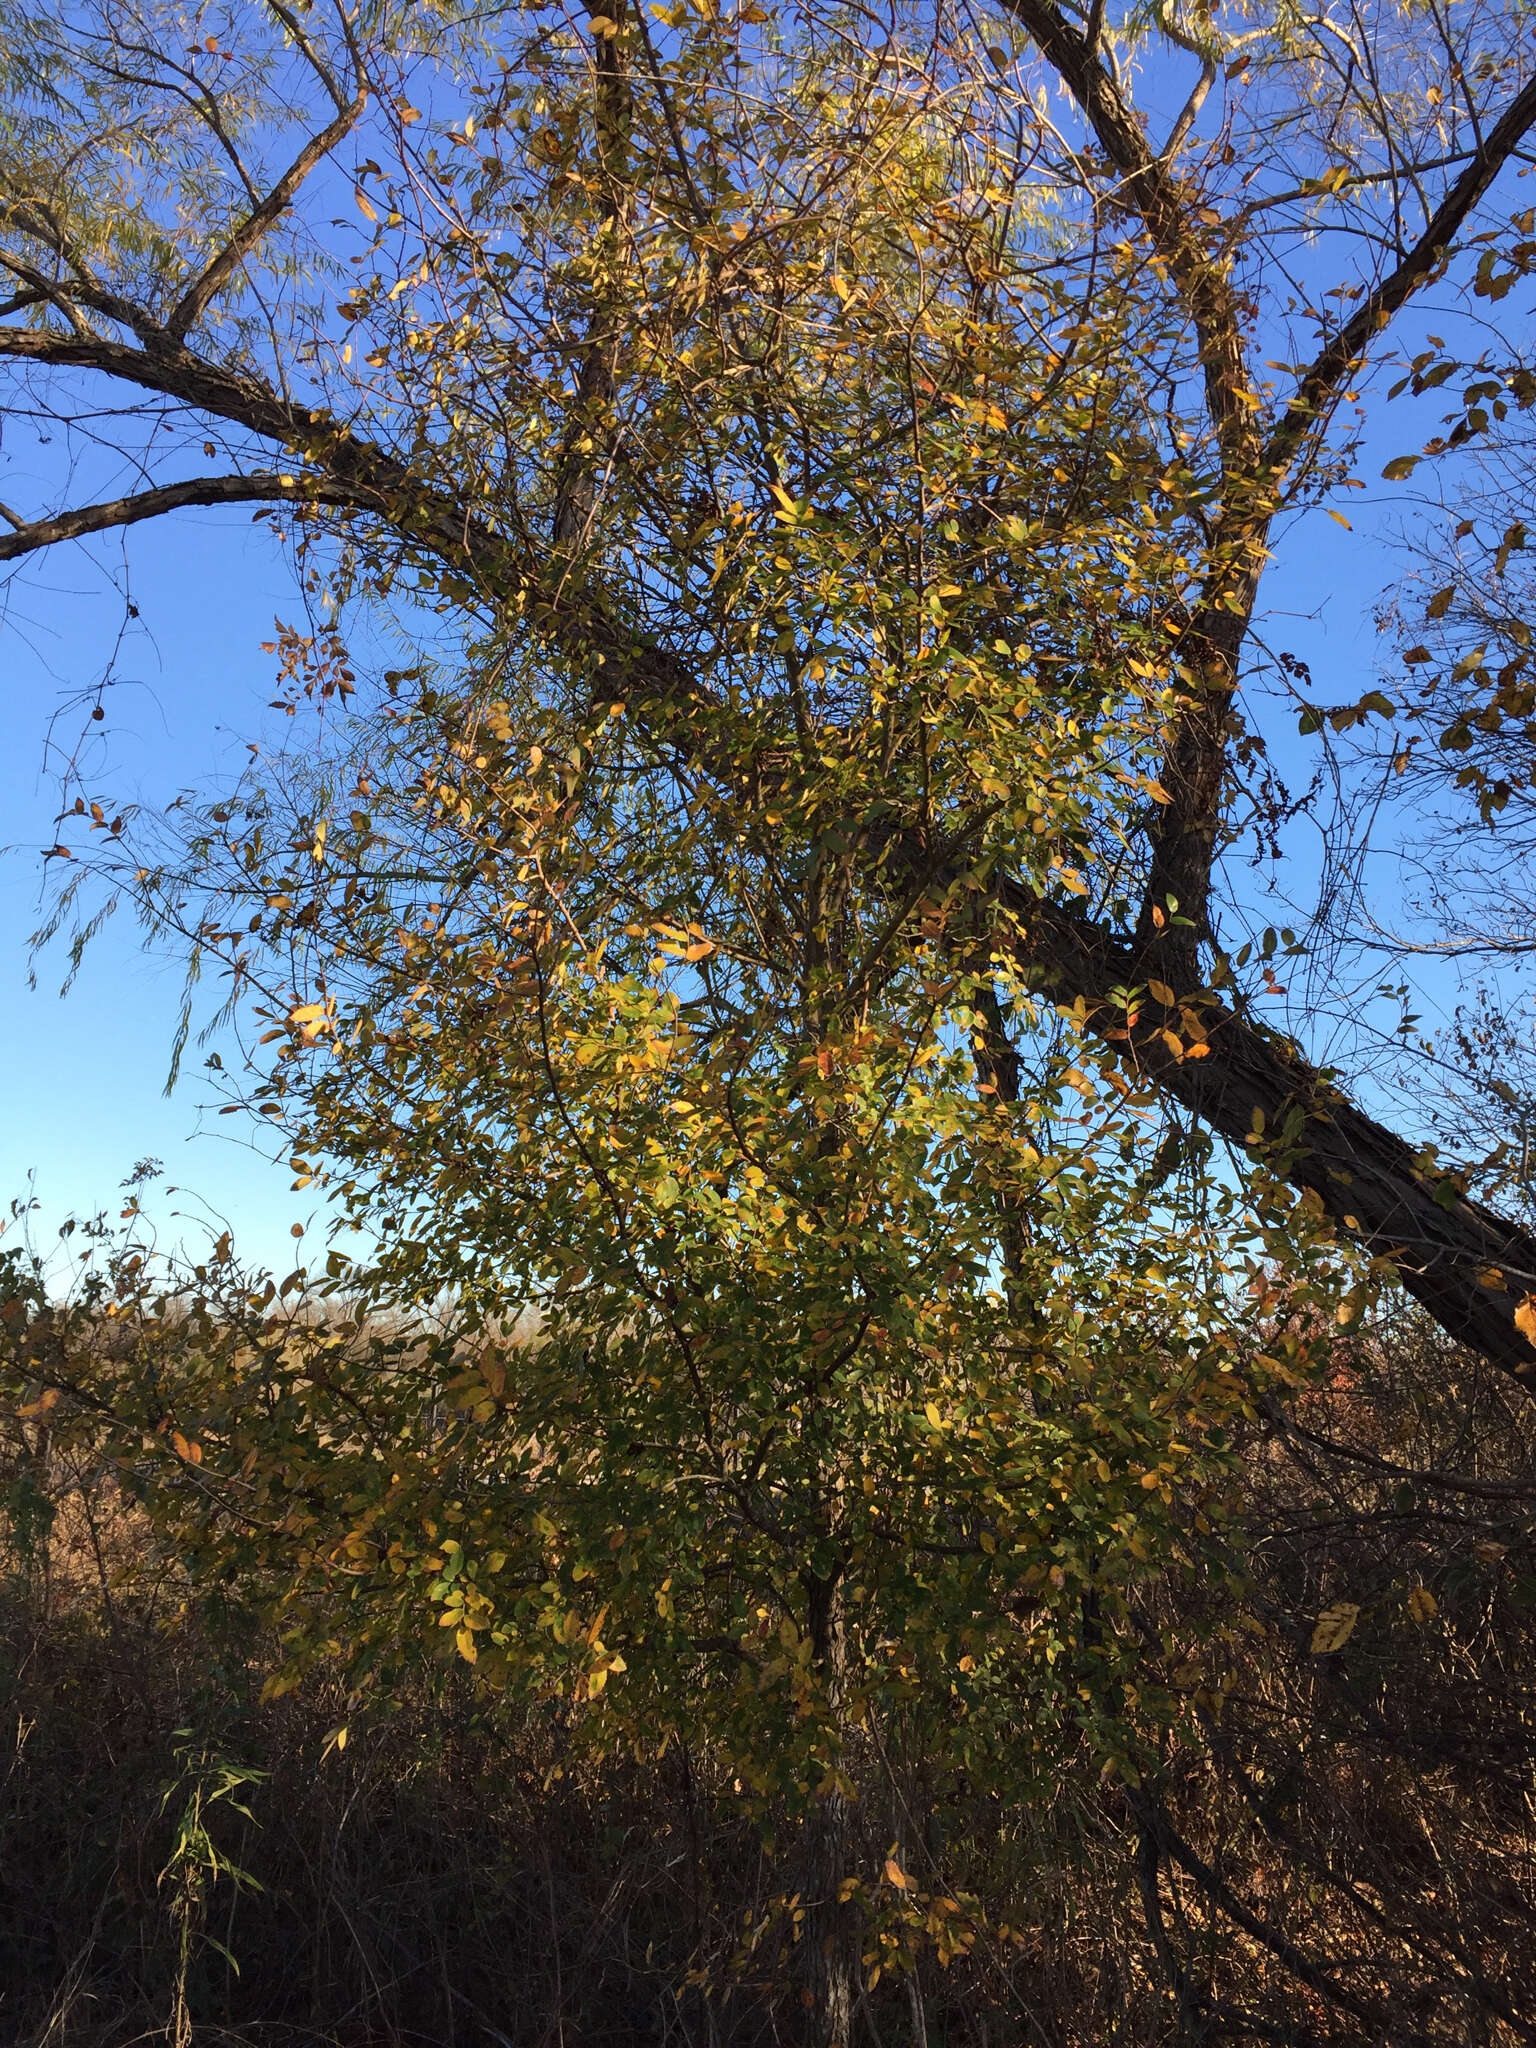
[1310,1601,1359,1653]
[1407,1586,1438,1622]
[1146,979,1175,1007]
[884,1857,911,1889]
[353,186,377,222]
[1326,508,1352,530]
[1139,1470,1161,1489]
[924,1400,945,1430]
[1515,1295,1536,1349]
[456,1627,478,1663]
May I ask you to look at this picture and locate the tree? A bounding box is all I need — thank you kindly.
[113,629,1383,2035]
[9,8,1536,2037]
[7,0,1536,1375]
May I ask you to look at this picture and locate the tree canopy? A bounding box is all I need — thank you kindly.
[8,3,1536,2042]
[8,0,1536,1366]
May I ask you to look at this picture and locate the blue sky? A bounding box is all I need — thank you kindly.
[0,480,324,1276]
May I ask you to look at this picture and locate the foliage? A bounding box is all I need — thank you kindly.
[5,1275,1536,2047]
[8,0,1536,2038]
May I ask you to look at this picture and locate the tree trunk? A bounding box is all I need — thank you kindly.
[800,1572,859,2048]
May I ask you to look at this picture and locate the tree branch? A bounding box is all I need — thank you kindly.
[166,86,367,342]
[1262,70,1536,484]
[997,0,1259,470]
[0,473,357,562]
[1129,1789,1431,2046]
[987,875,1536,1383]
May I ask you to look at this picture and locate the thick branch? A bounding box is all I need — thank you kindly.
[0,324,709,733]
[0,472,356,561]
[992,879,1536,1384]
[998,0,1258,469]
[0,325,508,580]
[1134,56,1536,978]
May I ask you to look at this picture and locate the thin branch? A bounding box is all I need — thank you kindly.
[0,473,357,562]
[1263,70,1536,484]
[1264,1396,1536,1501]
[1131,1790,1433,2046]
[167,87,367,341]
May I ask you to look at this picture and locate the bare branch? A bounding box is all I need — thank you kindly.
[264,0,354,116]
[167,87,367,342]
[1155,5,1218,160]
[0,473,357,562]
[1162,54,1216,161]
